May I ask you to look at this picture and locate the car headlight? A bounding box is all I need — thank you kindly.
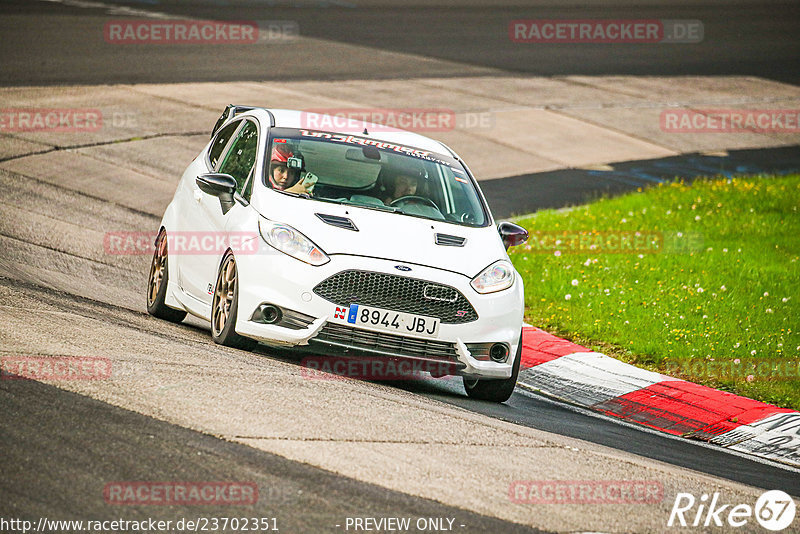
[258,219,329,266]
[470,260,515,294]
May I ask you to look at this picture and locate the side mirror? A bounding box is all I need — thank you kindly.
[498,221,528,250]
[196,173,237,214]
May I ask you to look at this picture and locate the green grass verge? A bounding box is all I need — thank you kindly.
[509,174,800,410]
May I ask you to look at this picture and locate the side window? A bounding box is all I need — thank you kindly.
[218,121,259,196]
[208,120,242,169]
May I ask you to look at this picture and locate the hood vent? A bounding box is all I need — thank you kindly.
[435,233,466,247]
[316,213,358,232]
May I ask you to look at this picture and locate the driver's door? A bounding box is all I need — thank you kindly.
[182,119,260,304]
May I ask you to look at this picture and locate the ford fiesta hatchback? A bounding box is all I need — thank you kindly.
[147,105,528,402]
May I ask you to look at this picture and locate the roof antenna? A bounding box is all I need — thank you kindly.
[363,128,368,135]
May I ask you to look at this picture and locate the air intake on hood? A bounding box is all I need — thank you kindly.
[434,233,466,247]
[316,213,358,232]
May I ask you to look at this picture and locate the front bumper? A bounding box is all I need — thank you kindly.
[233,249,524,379]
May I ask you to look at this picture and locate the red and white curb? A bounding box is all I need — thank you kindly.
[517,326,800,468]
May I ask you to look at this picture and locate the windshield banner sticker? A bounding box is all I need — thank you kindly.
[299,129,449,164]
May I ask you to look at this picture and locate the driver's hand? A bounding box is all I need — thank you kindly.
[285,172,317,195]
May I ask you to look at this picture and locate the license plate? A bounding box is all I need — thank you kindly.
[332,304,440,339]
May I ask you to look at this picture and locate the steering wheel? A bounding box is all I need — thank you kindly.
[389,196,440,210]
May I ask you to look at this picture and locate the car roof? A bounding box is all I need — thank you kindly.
[256,108,457,158]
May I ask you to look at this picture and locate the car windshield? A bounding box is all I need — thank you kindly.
[263,128,489,227]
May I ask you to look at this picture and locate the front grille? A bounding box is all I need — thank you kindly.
[310,323,462,366]
[313,270,478,324]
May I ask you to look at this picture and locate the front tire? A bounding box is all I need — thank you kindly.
[211,252,256,350]
[147,229,187,323]
[463,332,522,403]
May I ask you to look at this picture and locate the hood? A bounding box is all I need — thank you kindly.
[252,193,506,278]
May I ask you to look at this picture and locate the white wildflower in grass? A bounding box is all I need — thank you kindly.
[571,279,579,286]
[697,288,704,293]
[621,218,627,223]
[746,375,755,383]
[734,358,740,364]
[638,254,644,259]
[782,297,790,302]
[764,292,769,297]
[723,248,728,253]
[666,210,672,215]
[565,294,571,301]
[733,343,740,348]
[677,232,683,237]
[766,308,773,313]
[721,285,727,291]
[584,259,592,266]
[751,350,757,355]
[695,215,701,221]
[554,250,561,257]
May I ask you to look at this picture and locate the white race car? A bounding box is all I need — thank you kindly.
[147,105,528,402]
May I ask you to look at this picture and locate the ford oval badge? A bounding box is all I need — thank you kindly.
[394,265,412,272]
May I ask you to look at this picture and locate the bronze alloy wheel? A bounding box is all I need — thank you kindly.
[212,254,237,336]
[211,253,255,349]
[146,229,187,323]
[147,231,167,307]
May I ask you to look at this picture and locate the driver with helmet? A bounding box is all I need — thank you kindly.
[268,145,316,195]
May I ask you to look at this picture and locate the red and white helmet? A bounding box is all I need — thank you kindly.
[268,145,300,189]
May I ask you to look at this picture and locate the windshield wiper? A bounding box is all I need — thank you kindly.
[341,201,399,213]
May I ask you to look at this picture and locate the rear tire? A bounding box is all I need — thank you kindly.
[211,252,256,350]
[147,229,187,323]
[463,332,522,403]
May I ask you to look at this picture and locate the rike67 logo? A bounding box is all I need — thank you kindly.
[668,490,796,531]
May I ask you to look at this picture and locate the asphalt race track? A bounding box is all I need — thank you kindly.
[2,0,799,85]
[1,1,799,532]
